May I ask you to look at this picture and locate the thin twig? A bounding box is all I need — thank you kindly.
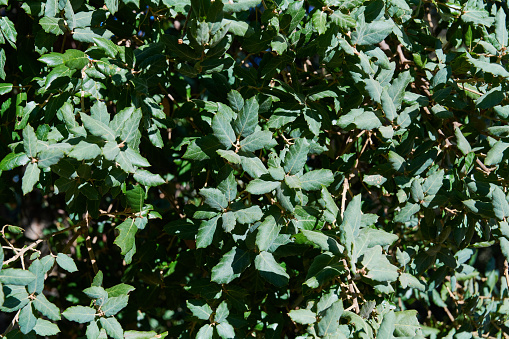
[2,239,43,266]
[504,260,509,292]
[84,212,98,275]
[341,178,349,219]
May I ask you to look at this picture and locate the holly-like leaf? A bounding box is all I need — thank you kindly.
[99,316,123,339]
[246,179,281,195]
[19,304,37,334]
[187,300,213,320]
[233,96,258,137]
[0,269,36,286]
[56,253,78,273]
[62,306,96,323]
[102,295,129,316]
[317,300,343,336]
[200,188,228,211]
[288,309,316,325]
[81,114,116,141]
[283,138,310,175]
[33,318,60,336]
[114,218,138,255]
[211,247,252,284]
[254,251,289,287]
[33,294,61,321]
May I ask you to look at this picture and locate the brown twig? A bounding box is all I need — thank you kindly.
[84,212,98,275]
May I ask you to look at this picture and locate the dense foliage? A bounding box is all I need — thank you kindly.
[1,0,509,337]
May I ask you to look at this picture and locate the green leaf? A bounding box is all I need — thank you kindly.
[212,110,236,149]
[211,247,252,284]
[233,96,258,137]
[222,211,236,232]
[339,194,362,255]
[81,114,117,141]
[196,324,214,339]
[381,88,397,121]
[227,90,244,112]
[218,170,237,202]
[233,205,262,224]
[123,330,160,339]
[0,17,17,48]
[196,215,219,249]
[377,310,395,339]
[422,170,444,196]
[23,124,38,158]
[27,260,44,295]
[246,179,280,195]
[399,273,425,292]
[240,130,273,152]
[223,0,261,12]
[62,306,96,323]
[56,253,78,273]
[0,269,36,286]
[187,300,213,320]
[284,138,310,175]
[393,310,420,337]
[495,7,508,47]
[200,188,228,211]
[217,149,241,164]
[105,0,119,14]
[68,141,101,160]
[0,82,12,94]
[83,286,108,305]
[73,27,114,43]
[114,218,138,255]
[214,301,229,324]
[239,154,268,177]
[330,11,356,29]
[361,245,399,282]
[491,185,509,220]
[256,215,282,252]
[288,309,316,325]
[33,318,60,336]
[394,203,420,223]
[102,295,129,316]
[485,140,509,166]
[64,49,89,70]
[33,294,61,321]
[254,251,289,287]
[337,109,382,130]
[364,78,382,104]
[351,19,394,46]
[93,37,119,59]
[125,186,144,212]
[299,169,334,191]
[388,151,405,172]
[133,169,165,187]
[317,300,343,336]
[216,321,235,338]
[115,150,135,173]
[466,53,509,78]
[301,230,343,255]
[99,317,123,339]
[105,283,135,298]
[19,304,37,334]
[455,127,472,156]
[39,17,66,35]
[86,321,100,339]
[312,10,327,35]
[0,152,29,171]
[38,147,66,168]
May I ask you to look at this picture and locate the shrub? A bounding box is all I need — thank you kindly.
[1,0,509,337]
